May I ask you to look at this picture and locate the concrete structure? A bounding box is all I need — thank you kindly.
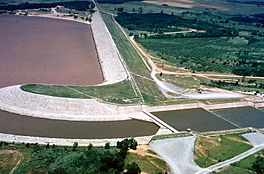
[91,9,127,85]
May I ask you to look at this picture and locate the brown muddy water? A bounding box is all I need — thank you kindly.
[0,15,103,88]
[211,107,264,128]
[0,110,159,139]
[152,108,237,132]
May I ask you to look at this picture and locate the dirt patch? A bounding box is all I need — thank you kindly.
[0,150,18,155]
[195,136,221,159]
[225,136,252,146]
[0,15,104,88]
[129,145,161,158]
[129,145,150,156]
[0,150,22,173]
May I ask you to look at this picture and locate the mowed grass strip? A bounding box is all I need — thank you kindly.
[194,133,253,168]
[21,80,140,104]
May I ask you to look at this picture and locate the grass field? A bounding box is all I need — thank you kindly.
[158,74,264,93]
[216,150,264,174]
[125,151,170,173]
[136,37,264,75]
[0,151,21,173]
[194,133,253,168]
[21,81,140,104]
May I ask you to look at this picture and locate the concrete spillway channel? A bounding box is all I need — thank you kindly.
[151,108,237,132]
[150,107,264,132]
[211,106,264,129]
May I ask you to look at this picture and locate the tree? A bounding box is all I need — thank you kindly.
[252,156,264,174]
[105,142,110,149]
[73,142,78,151]
[119,145,128,159]
[49,166,69,174]
[88,143,93,150]
[138,7,142,13]
[126,162,141,174]
[129,138,138,150]
[117,139,138,150]
[117,7,124,12]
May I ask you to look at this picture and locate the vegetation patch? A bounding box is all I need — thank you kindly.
[159,74,264,93]
[125,145,170,174]
[116,12,235,37]
[0,139,165,174]
[111,4,264,77]
[21,81,140,104]
[0,150,21,174]
[151,132,192,141]
[216,150,264,174]
[194,133,253,168]
[136,36,264,76]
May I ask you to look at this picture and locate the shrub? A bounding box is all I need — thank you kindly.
[126,162,141,174]
[252,156,264,174]
[73,142,78,151]
[88,143,93,150]
[105,142,110,149]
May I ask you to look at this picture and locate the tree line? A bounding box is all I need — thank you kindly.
[0,139,142,174]
[0,1,95,11]
[115,12,237,38]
